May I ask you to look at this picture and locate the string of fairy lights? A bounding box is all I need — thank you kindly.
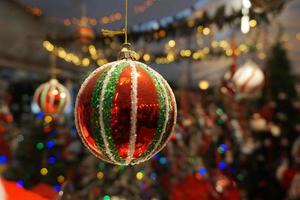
[22,0,157,27]
[42,23,257,67]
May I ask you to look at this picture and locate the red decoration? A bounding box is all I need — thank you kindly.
[75,59,177,165]
[75,25,95,44]
[0,178,46,200]
[170,175,214,200]
[232,60,265,98]
[34,79,70,115]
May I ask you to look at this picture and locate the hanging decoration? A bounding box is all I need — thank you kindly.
[34,55,70,115]
[232,60,265,98]
[34,79,70,115]
[75,0,177,165]
[75,25,95,44]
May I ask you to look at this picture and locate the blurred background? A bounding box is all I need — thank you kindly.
[0,0,300,199]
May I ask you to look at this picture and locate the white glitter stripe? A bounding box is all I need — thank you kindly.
[74,62,117,164]
[132,64,170,165]
[126,61,138,165]
[56,84,67,114]
[157,76,177,153]
[99,62,120,164]
[41,83,51,112]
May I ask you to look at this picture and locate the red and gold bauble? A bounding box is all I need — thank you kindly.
[232,60,265,97]
[34,79,70,115]
[75,25,95,44]
[75,46,177,165]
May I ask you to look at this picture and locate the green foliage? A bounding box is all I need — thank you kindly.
[267,42,296,99]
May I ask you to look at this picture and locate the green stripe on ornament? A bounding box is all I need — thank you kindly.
[102,61,128,164]
[91,66,111,160]
[156,78,173,150]
[132,64,168,164]
[56,84,66,113]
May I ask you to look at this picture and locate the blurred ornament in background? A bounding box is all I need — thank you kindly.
[75,44,177,165]
[75,25,95,44]
[232,60,265,98]
[34,79,70,115]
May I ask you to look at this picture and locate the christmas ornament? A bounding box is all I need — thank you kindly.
[75,0,176,165]
[75,47,176,165]
[75,25,95,44]
[34,79,70,115]
[232,60,265,97]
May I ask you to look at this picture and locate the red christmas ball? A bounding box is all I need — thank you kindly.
[34,79,70,115]
[232,60,265,98]
[75,59,177,165]
[75,25,95,44]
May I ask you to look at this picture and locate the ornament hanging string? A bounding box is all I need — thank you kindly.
[124,0,128,44]
[50,52,56,79]
[101,0,129,44]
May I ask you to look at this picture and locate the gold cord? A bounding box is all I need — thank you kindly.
[101,0,129,44]
[50,53,56,79]
[125,0,128,44]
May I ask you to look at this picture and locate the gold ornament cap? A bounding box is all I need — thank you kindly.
[118,43,137,61]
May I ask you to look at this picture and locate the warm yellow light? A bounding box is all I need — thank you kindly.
[219,40,228,49]
[180,49,192,57]
[89,45,97,55]
[52,89,59,95]
[97,171,104,179]
[65,54,72,62]
[198,80,210,90]
[143,54,151,62]
[135,53,141,60]
[97,59,104,66]
[197,26,203,33]
[185,49,192,57]
[239,44,248,52]
[192,52,200,60]
[168,40,176,48]
[58,49,66,58]
[82,58,90,67]
[57,175,65,183]
[43,41,54,52]
[136,172,144,180]
[203,27,210,35]
[225,49,233,56]
[211,41,218,48]
[249,19,257,28]
[203,47,210,54]
[40,168,48,176]
[44,115,53,123]
[167,53,175,62]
